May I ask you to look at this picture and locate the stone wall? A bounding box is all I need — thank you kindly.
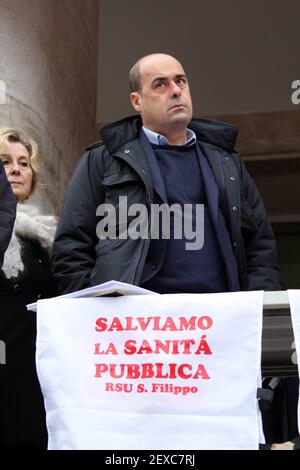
[0,0,98,213]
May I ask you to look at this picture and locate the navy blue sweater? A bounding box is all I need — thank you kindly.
[141,144,228,293]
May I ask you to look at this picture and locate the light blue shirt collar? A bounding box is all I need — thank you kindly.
[143,126,196,147]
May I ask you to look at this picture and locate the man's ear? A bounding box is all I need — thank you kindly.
[130,92,142,113]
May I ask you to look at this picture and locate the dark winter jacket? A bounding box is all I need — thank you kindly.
[0,161,16,267]
[52,115,282,294]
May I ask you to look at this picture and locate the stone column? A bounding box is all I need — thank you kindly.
[0,0,98,213]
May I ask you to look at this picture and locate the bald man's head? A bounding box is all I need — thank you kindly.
[129,53,185,93]
[129,53,193,144]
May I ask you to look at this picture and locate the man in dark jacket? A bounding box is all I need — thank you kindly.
[0,160,16,268]
[52,53,281,295]
[51,53,290,445]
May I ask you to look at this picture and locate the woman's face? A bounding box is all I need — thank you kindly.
[0,141,33,201]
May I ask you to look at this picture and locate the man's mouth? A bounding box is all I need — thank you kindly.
[169,103,186,110]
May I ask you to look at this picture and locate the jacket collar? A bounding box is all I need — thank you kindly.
[100,115,238,154]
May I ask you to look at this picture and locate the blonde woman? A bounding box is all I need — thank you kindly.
[0,128,56,448]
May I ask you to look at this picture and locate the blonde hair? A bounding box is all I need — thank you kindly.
[0,127,40,194]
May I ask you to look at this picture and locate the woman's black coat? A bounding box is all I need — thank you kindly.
[0,228,54,447]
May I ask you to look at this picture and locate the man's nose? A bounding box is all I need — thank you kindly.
[170,81,181,97]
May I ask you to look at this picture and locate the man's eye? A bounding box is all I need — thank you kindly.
[177,78,186,86]
[155,82,164,88]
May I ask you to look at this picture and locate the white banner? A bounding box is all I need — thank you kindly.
[36,291,264,450]
[287,290,300,432]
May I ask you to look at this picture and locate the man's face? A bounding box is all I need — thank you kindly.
[130,55,193,136]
